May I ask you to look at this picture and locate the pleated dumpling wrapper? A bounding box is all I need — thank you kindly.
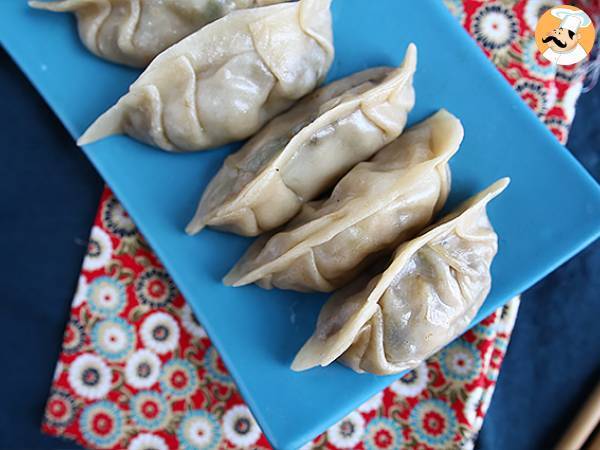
[77,0,334,151]
[292,178,510,375]
[186,44,418,236]
[29,0,290,68]
[223,109,463,292]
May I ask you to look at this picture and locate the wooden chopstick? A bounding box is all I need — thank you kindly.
[588,427,600,450]
[555,380,600,450]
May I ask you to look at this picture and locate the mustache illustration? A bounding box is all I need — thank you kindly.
[542,35,567,48]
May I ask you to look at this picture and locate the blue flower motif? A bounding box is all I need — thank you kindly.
[523,39,556,78]
[160,359,198,398]
[495,336,509,352]
[86,276,125,317]
[408,398,457,446]
[177,409,221,450]
[203,347,233,385]
[439,340,482,382]
[79,401,124,448]
[488,365,500,382]
[364,417,402,450]
[129,391,169,429]
[471,322,495,338]
[91,317,135,361]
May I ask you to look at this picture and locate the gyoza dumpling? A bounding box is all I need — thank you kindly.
[223,109,462,292]
[77,0,334,151]
[187,44,418,236]
[292,178,510,375]
[29,0,289,68]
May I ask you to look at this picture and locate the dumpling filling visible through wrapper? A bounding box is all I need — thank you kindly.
[223,109,463,292]
[187,44,418,236]
[77,0,334,151]
[292,178,510,375]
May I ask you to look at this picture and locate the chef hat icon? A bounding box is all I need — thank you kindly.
[551,7,592,33]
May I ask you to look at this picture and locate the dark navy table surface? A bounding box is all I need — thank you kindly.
[0,48,598,450]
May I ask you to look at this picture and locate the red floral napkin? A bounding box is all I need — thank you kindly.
[42,1,592,449]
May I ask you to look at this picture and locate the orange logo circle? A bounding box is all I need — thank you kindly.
[535,5,596,66]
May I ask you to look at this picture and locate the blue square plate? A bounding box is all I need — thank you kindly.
[2,1,600,448]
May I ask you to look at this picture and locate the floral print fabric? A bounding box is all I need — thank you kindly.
[42,215,518,450]
[42,0,589,448]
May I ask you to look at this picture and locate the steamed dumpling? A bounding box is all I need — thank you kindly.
[223,109,462,292]
[187,44,418,236]
[292,178,510,375]
[77,0,334,151]
[29,0,290,68]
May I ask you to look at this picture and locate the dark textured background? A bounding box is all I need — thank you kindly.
[0,47,598,450]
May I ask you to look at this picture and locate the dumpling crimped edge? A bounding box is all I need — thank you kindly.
[222,107,461,289]
[76,0,334,148]
[188,44,417,235]
[291,177,510,372]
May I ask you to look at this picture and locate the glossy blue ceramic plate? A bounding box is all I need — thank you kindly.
[2,1,600,448]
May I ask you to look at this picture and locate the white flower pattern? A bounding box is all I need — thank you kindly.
[140,312,180,354]
[464,387,484,428]
[470,3,519,51]
[389,363,429,398]
[357,391,383,413]
[178,410,221,450]
[73,275,88,307]
[125,349,161,389]
[128,433,169,450]
[83,226,113,271]
[496,297,521,335]
[222,405,262,447]
[524,0,562,31]
[327,411,365,449]
[181,304,207,339]
[562,81,583,122]
[68,353,112,400]
[53,361,63,382]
